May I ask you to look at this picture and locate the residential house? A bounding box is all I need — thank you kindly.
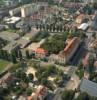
[17,38,31,49]
[21,3,40,18]
[0,72,13,88]
[9,7,21,16]
[49,54,66,64]
[16,21,31,33]
[91,12,97,30]
[34,48,48,59]
[23,28,39,41]
[27,85,48,100]
[80,78,97,97]
[0,31,20,42]
[59,37,80,63]
[3,41,20,54]
[4,16,21,29]
[27,39,45,51]
[82,52,97,78]
[27,39,45,58]
[75,14,85,24]
[82,53,90,68]
[78,23,89,31]
[49,37,81,64]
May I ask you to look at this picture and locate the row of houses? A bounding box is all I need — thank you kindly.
[0,29,39,58]
[0,30,81,65]
[21,36,81,64]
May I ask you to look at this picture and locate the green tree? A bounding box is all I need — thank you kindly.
[18,50,23,61]
[26,88,33,96]
[88,54,95,73]
[41,78,48,86]
[26,50,30,59]
[93,2,97,10]
[61,90,75,100]
[41,33,67,54]
[11,51,17,64]
[76,93,90,100]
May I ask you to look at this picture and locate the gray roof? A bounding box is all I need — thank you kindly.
[3,41,20,53]
[23,29,39,40]
[80,78,97,97]
[0,31,20,41]
[0,25,5,31]
[17,38,31,48]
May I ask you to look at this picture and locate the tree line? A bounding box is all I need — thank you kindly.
[35,24,69,32]
[0,49,31,64]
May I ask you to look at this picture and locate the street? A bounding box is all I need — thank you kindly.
[70,42,87,66]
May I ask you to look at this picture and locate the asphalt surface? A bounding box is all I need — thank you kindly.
[70,42,87,66]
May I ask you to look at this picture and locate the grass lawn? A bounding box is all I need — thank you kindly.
[0,59,10,73]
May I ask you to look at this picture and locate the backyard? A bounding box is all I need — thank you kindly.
[0,59,10,73]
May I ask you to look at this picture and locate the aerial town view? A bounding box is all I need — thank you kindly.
[0,0,97,100]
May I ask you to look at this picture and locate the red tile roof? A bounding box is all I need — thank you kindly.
[64,37,80,55]
[58,37,80,58]
[35,48,47,55]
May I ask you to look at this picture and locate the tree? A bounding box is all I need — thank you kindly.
[3,50,9,60]
[56,26,60,32]
[48,0,54,5]
[10,63,21,72]
[46,24,50,31]
[92,32,96,39]
[41,78,48,86]
[26,88,33,96]
[88,53,95,73]
[41,33,67,54]
[52,25,56,32]
[28,73,34,82]
[11,52,17,64]
[0,50,5,59]
[21,72,26,80]
[76,92,90,100]
[93,2,97,10]
[61,90,75,100]
[39,24,42,30]
[18,50,23,61]
[26,50,30,59]
[78,60,83,70]
[76,69,84,79]
[54,75,63,85]
[36,24,39,30]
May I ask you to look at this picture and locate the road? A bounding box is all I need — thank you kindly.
[70,42,87,66]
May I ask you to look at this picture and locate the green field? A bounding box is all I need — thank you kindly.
[0,59,9,73]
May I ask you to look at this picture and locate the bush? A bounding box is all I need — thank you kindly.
[26,88,33,96]
[61,90,75,100]
[76,69,84,79]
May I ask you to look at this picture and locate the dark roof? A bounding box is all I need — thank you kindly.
[0,31,20,41]
[80,78,97,97]
[3,41,20,53]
